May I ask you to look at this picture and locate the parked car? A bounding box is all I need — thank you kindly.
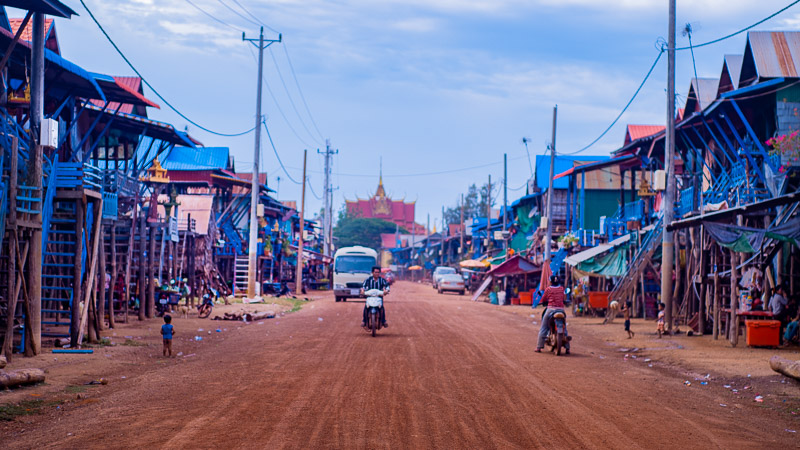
[432,266,457,289]
[437,274,466,295]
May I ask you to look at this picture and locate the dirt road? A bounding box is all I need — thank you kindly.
[3,281,798,448]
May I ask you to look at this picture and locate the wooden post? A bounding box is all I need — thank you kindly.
[76,197,103,347]
[697,225,706,335]
[713,246,720,340]
[2,137,19,358]
[729,247,739,347]
[109,223,117,328]
[138,214,146,321]
[70,198,85,348]
[147,224,156,318]
[97,227,106,331]
[639,272,646,319]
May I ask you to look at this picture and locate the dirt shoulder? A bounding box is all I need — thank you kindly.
[0,295,314,419]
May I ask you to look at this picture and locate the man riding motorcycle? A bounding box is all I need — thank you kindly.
[535,275,570,354]
[360,266,390,328]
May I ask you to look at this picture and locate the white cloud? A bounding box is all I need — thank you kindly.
[391,17,441,33]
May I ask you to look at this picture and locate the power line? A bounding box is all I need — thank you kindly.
[79,0,256,137]
[246,45,314,148]
[230,0,280,34]
[268,46,322,145]
[561,51,663,155]
[306,177,323,200]
[262,119,301,184]
[183,0,242,32]
[216,0,260,27]
[283,42,325,141]
[674,0,800,50]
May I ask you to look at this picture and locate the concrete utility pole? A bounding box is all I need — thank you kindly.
[503,153,508,253]
[318,140,337,257]
[661,0,677,332]
[460,193,465,257]
[295,150,308,295]
[544,105,558,263]
[25,12,45,355]
[441,206,445,263]
[486,174,492,253]
[243,27,281,299]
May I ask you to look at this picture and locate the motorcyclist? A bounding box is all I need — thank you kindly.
[535,274,570,354]
[360,266,390,328]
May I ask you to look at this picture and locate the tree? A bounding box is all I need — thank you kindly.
[443,182,495,226]
[333,206,408,249]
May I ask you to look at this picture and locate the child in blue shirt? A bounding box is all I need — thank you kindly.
[161,315,175,357]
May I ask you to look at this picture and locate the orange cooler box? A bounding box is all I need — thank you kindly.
[745,320,781,347]
[519,292,533,305]
[511,298,520,305]
[588,292,610,309]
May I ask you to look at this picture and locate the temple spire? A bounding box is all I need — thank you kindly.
[376,156,386,197]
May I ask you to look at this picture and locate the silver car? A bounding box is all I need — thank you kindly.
[432,266,457,289]
[438,274,466,295]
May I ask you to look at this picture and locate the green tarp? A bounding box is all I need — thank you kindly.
[705,217,800,253]
[575,245,628,278]
[511,204,537,252]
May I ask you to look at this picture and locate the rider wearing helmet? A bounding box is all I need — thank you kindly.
[535,274,570,354]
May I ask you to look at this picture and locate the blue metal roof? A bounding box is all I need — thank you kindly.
[510,192,542,208]
[161,146,230,171]
[535,154,609,190]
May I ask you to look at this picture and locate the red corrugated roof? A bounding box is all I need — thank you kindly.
[624,125,665,145]
[9,17,52,42]
[112,76,159,108]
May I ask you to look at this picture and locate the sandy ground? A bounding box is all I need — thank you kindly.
[1,281,798,448]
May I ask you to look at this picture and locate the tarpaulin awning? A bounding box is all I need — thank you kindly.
[487,255,540,277]
[564,226,650,267]
[460,259,489,268]
[572,247,628,278]
[705,217,800,253]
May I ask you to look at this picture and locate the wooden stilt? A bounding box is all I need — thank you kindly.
[138,214,146,321]
[2,139,18,358]
[730,247,739,347]
[97,227,106,331]
[698,225,707,335]
[109,223,117,328]
[70,198,85,347]
[713,246,720,340]
[147,223,157,318]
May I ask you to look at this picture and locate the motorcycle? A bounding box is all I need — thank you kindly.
[197,294,214,319]
[544,309,571,355]
[364,289,385,337]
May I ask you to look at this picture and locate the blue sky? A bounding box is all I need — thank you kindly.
[19,1,800,228]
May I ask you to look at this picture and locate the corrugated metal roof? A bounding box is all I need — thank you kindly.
[9,18,52,42]
[534,154,608,190]
[685,78,719,113]
[624,125,664,145]
[741,31,800,86]
[161,147,230,171]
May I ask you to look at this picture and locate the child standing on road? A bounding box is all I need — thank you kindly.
[161,314,175,357]
[657,302,665,338]
[622,300,634,339]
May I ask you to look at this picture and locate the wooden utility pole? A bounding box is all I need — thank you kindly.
[503,153,508,253]
[441,206,446,264]
[25,12,45,356]
[545,106,557,263]
[295,150,307,295]
[661,0,677,333]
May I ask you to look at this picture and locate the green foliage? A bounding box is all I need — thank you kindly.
[443,183,494,226]
[334,208,407,249]
[0,400,49,421]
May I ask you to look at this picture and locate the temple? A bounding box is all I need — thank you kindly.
[345,176,418,230]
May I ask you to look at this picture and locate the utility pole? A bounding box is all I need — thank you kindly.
[441,206,445,264]
[503,153,508,253]
[460,194,465,258]
[318,140,338,257]
[25,12,45,355]
[661,0,677,333]
[243,27,281,299]
[545,105,558,263]
[486,174,492,253]
[295,150,308,295]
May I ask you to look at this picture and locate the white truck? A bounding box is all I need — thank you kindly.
[333,246,378,302]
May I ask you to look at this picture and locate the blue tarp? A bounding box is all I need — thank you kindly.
[161,146,230,171]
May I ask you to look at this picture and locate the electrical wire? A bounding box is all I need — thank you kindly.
[268,47,322,145]
[231,0,280,34]
[306,177,323,200]
[216,0,260,27]
[561,50,663,155]
[283,42,325,142]
[80,0,256,137]
[685,24,702,113]
[247,46,314,148]
[183,0,242,32]
[674,0,800,50]
[262,119,301,184]
[323,156,527,178]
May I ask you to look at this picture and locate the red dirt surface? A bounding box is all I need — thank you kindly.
[2,281,798,448]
